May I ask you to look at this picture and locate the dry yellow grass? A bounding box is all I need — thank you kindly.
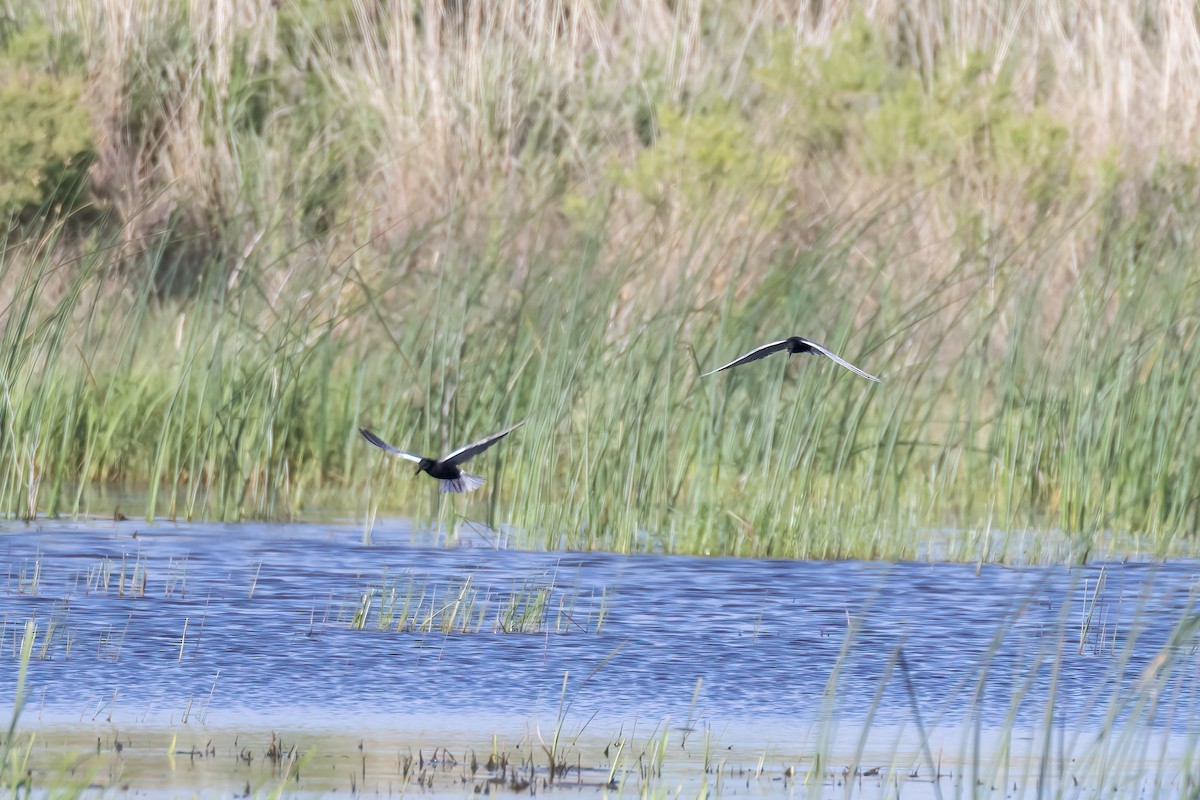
[17,2,1197,311]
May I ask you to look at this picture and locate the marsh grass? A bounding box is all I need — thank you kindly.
[740,580,1200,797]
[0,622,35,792]
[348,568,602,635]
[85,553,148,597]
[1,2,1198,563]
[2,187,1197,565]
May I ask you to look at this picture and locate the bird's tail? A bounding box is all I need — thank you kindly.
[440,473,486,494]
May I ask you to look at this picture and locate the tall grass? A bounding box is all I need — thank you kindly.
[0,2,1198,561]
[0,622,35,793]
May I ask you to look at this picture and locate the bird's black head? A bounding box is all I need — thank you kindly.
[415,458,435,476]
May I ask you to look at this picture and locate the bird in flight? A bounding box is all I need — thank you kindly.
[701,336,880,382]
[359,420,525,493]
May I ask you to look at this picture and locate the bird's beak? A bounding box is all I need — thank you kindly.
[414,466,423,476]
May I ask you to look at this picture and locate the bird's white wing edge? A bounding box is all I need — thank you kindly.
[359,428,423,463]
[699,340,791,377]
[441,419,526,464]
[806,341,881,382]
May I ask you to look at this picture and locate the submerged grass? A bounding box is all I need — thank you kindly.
[347,569,605,635]
[0,2,1198,562]
[8,590,1200,798]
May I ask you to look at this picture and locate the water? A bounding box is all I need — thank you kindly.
[3,519,1198,740]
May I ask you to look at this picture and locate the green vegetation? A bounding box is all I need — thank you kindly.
[1,2,1198,562]
[348,570,605,635]
[0,622,96,795]
[0,622,35,794]
[0,21,93,220]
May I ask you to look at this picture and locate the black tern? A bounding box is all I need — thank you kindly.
[359,421,525,493]
[701,336,880,382]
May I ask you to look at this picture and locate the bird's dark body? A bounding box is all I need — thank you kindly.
[785,337,816,355]
[423,460,462,481]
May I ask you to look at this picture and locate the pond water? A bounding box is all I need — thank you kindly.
[3,520,1198,730]
[2,520,1199,796]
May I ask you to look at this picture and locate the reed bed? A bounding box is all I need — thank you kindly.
[1,1,1198,562]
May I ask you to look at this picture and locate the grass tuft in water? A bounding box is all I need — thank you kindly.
[347,569,602,636]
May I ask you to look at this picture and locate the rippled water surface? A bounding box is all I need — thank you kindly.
[3,520,1199,742]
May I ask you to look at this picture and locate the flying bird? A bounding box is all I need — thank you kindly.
[359,421,525,493]
[701,336,880,382]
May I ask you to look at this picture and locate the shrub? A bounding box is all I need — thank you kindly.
[624,101,793,223]
[0,21,95,222]
[756,16,1075,208]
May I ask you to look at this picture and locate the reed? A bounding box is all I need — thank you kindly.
[0,622,35,793]
[1,2,1197,562]
[347,569,600,635]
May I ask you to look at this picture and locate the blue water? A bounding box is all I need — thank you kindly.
[2,521,1199,735]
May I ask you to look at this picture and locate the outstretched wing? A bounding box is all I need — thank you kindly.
[359,428,424,463]
[440,420,526,466]
[700,340,791,377]
[801,339,881,382]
